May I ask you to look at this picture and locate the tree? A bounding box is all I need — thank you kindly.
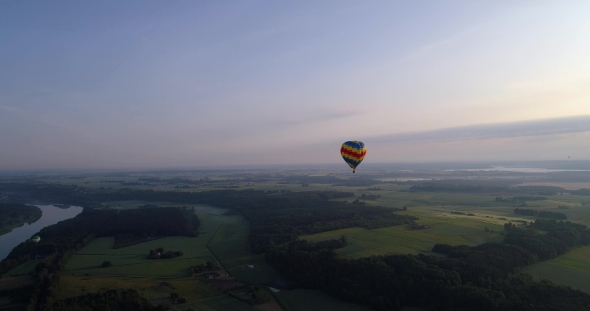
[101,261,113,268]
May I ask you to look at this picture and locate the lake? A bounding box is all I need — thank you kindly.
[0,204,83,260]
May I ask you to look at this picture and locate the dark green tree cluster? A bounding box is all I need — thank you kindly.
[147,248,183,259]
[101,261,112,268]
[169,292,187,304]
[268,238,590,311]
[360,194,381,200]
[0,203,42,228]
[48,289,166,311]
[570,188,590,196]
[514,208,567,219]
[189,261,215,275]
[505,219,590,259]
[496,196,547,203]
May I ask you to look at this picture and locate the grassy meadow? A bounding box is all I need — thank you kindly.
[170,295,259,311]
[55,275,222,303]
[274,289,372,311]
[207,214,279,285]
[521,246,590,294]
[63,213,224,277]
[2,259,44,277]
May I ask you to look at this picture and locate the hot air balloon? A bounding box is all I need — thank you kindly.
[341,141,366,173]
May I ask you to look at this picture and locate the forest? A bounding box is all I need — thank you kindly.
[48,289,166,311]
[267,218,590,310]
[514,208,567,219]
[0,203,42,231]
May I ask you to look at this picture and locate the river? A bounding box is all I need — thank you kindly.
[0,204,83,260]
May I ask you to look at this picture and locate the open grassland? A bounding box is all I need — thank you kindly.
[274,289,372,311]
[170,295,258,311]
[302,202,529,259]
[303,207,511,258]
[304,226,500,258]
[521,246,590,294]
[2,259,44,277]
[55,275,222,304]
[64,213,224,277]
[207,214,279,285]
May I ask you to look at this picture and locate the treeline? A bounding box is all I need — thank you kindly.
[360,194,381,200]
[409,183,564,195]
[0,203,42,228]
[571,188,590,196]
[495,196,547,203]
[147,248,183,259]
[504,219,590,260]
[190,261,216,274]
[514,208,567,220]
[267,219,590,311]
[48,289,166,311]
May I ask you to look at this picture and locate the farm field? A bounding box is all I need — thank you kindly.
[55,275,222,303]
[207,214,279,285]
[521,246,590,294]
[0,276,32,291]
[63,213,224,277]
[303,207,511,258]
[2,259,44,277]
[274,289,372,311]
[304,226,499,259]
[170,295,259,311]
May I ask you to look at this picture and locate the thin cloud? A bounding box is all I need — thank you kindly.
[369,115,590,144]
[278,110,360,126]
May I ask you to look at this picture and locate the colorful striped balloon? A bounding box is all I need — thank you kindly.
[340,141,366,173]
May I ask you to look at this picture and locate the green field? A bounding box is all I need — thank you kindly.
[275,289,371,311]
[56,275,222,303]
[170,295,259,311]
[2,259,44,277]
[303,207,509,258]
[64,213,224,277]
[521,246,590,294]
[207,214,279,284]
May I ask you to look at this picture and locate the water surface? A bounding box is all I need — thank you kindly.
[0,205,83,260]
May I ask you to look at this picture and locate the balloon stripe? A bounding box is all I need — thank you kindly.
[340,148,366,158]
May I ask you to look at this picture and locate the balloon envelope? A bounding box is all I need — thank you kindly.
[341,141,366,172]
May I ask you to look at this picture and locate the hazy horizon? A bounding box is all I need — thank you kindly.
[2,1,589,170]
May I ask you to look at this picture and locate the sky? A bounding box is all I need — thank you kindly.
[1,1,589,169]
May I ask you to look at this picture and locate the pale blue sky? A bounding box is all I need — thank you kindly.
[1,1,589,169]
